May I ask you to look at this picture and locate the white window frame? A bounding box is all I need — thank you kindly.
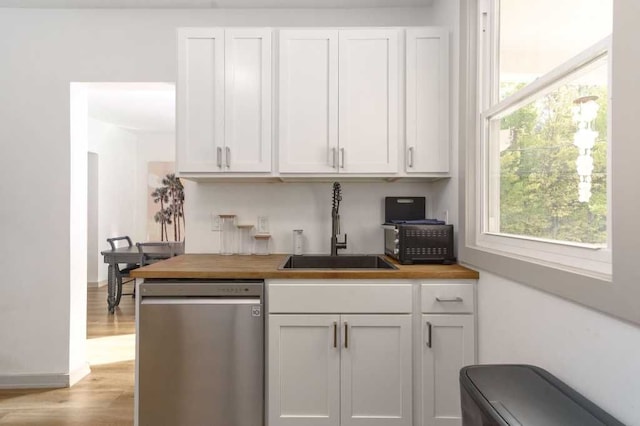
[474,0,612,280]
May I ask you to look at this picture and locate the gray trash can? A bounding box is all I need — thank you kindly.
[460,365,624,426]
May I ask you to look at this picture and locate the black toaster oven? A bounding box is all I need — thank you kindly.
[384,224,455,265]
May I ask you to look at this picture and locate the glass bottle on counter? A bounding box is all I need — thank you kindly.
[293,229,304,255]
[219,214,237,255]
[254,234,271,256]
[237,224,254,255]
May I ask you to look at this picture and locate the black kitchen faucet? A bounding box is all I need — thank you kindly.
[331,182,347,256]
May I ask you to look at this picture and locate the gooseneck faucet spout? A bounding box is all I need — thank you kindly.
[331,182,347,256]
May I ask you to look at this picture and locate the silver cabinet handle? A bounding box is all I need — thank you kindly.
[333,321,338,348]
[340,148,345,169]
[331,147,337,169]
[408,146,415,168]
[426,321,432,348]
[344,321,349,348]
[225,147,231,169]
[216,147,222,168]
[436,297,463,302]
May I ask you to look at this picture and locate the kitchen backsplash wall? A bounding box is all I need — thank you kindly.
[184,181,439,255]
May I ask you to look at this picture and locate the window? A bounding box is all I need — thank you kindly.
[476,0,613,277]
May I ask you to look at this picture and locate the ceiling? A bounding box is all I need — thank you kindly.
[87,83,175,133]
[0,0,433,8]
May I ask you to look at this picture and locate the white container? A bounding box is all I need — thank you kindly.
[238,224,254,255]
[293,229,304,255]
[254,234,271,256]
[219,214,237,255]
[257,216,269,234]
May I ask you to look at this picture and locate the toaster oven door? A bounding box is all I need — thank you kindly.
[383,226,399,258]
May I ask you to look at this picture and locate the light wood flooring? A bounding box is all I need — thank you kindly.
[0,286,136,425]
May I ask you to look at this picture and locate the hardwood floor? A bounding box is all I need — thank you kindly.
[0,286,136,425]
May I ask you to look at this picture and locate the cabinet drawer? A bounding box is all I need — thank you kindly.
[421,283,474,313]
[269,282,412,313]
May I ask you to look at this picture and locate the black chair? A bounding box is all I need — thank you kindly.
[106,236,139,306]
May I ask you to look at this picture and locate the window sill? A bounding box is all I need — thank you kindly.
[475,233,612,281]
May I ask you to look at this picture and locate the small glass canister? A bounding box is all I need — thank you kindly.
[237,224,254,255]
[293,229,304,255]
[219,214,237,255]
[254,234,271,256]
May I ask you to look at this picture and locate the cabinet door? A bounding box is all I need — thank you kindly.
[225,28,272,172]
[406,28,449,173]
[279,30,339,173]
[338,29,399,173]
[177,28,225,173]
[340,315,412,426]
[422,315,475,426]
[268,314,341,426]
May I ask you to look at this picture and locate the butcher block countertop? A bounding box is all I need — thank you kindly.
[131,254,479,280]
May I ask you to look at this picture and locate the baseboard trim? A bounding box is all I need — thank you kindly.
[0,364,91,389]
[87,280,107,288]
[69,364,91,387]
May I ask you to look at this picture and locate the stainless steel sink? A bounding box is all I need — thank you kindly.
[279,255,398,270]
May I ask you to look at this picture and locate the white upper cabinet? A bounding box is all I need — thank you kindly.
[225,28,272,172]
[339,29,399,174]
[278,28,400,175]
[177,28,272,174]
[177,28,225,173]
[406,28,450,174]
[279,30,339,173]
[177,26,450,179]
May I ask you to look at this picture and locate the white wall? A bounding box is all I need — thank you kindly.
[0,7,432,384]
[427,0,461,247]
[186,181,436,254]
[477,270,640,425]
[87,152,100,284]
[69,84,90,385]
[88,119,139,282]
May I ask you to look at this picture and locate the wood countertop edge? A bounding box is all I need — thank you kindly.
[130,254,479,280]
[132,270,479,279]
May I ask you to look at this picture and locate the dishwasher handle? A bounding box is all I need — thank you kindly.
[141,298,261,305]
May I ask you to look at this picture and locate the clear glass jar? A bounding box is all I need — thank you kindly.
[254,234,271,256]
[237,224,254,255]
[219,214,237,255]
[293,229,304,255]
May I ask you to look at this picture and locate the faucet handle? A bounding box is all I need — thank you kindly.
[337,233,347,250]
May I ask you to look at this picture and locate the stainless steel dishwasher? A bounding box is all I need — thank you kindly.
[137,279,264,426]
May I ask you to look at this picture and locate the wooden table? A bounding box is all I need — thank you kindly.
[101,242,184,313]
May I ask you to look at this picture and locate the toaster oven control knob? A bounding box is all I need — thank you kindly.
[394,239,399,244]
[394,229,399,235]
[393,248,399,255]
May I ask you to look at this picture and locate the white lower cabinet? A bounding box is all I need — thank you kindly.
[421,314,475,426]
[266,280,477,426]
[268,314,341,426]
[420,281,476,426]
[341,315,412,426]
[268,314,412,426]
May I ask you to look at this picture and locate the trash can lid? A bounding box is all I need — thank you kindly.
[460,365,624,426]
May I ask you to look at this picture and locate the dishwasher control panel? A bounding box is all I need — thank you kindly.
[140,279,264,298]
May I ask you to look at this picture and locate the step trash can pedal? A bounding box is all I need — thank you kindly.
[459,364,625,426]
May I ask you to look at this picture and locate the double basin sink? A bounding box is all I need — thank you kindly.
[279,255,397,270]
